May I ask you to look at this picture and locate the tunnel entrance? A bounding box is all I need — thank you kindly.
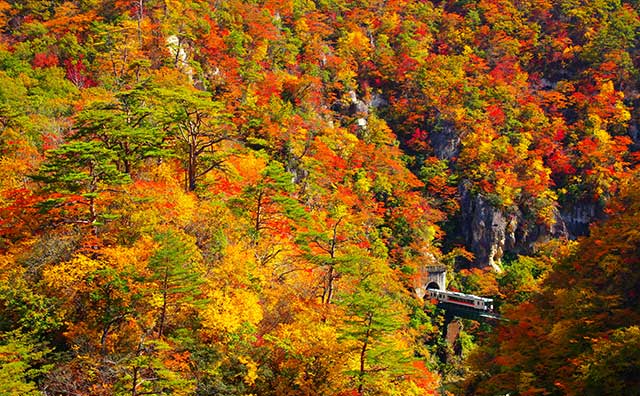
[426,281,440,290]
[413,265,447,299]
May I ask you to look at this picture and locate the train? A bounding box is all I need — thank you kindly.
[427,288,494,312]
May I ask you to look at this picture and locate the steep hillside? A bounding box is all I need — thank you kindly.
[0,0,639,395]
[463,173,640,396]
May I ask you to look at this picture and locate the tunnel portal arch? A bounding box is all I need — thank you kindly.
[426,281,441,290]
[414,265,447,298]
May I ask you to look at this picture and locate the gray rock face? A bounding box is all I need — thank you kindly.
[370,93,388,109]
[348,90,369,115]
[458,182,569,269]
[459,185,508,271]
[559,200,601,238]
[430,120,461,160]
[427,121,603,269]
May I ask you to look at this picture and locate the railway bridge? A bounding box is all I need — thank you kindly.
[414,265,500,321]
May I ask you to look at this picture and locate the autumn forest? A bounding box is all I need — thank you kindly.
[0,0,639,395]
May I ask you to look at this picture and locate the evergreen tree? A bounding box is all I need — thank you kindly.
[157,87,234,192]
[73,82,165,175]
[32,141,130,230]
[148,229,204,338]
[0,331,52,396]
[338,256,422,395]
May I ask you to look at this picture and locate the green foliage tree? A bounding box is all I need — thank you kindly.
[85,267,141,355]
[32,140,130,230]
[116,337,196,396]
[298,214,347,305]
[74,82,165,175]
[229,159,308,240]
[338,257,421,395]
[157,87,234,192]
[0,331,52,396]
[148,229,204,338]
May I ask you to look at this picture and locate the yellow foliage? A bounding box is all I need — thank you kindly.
[343,30,371,54]
[200,287,263,337]
[252,40,269,63]
[354,172,372,194]
[148,290,166,310]
[0,253,20,282]
[227,153,268,185]
[265,305,352,393]
[42,255,102,297]
[127,162,198,228]
[380,12,401,32]
[99,238,156,273]
[164,0,185,17]
[173,192,197,225]
[319,127,359,159]
[200,243,264,340]
[0,156,28,195]
[238,355,259,386]
[615,101,631,123]
[335,66,358,90]
[600,80,614,95]
[495,169,521,207]
[294,17,310,38]
[365,113,395,146]
[275,309,346,356]
[534,189,559,225]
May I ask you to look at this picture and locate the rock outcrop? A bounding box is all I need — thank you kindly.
[425,120,601,270]
[458,182,569,270]
[430,119,461,161]
[559,200,602,237]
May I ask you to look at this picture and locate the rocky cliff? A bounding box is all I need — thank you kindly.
[424,118,603,270]
[455,181,607,269]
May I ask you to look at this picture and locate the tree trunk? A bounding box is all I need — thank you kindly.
[255,190,263,235]
[323,266,335,304]
[358,313,373,395]
[188,143,197,191]
[136,0,144,46]
[100,323,111,356]
[158,266,169,338]
[131,365,139,396]
[323,218,342,304]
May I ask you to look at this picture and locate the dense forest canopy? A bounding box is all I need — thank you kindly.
[0,0,639,395]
